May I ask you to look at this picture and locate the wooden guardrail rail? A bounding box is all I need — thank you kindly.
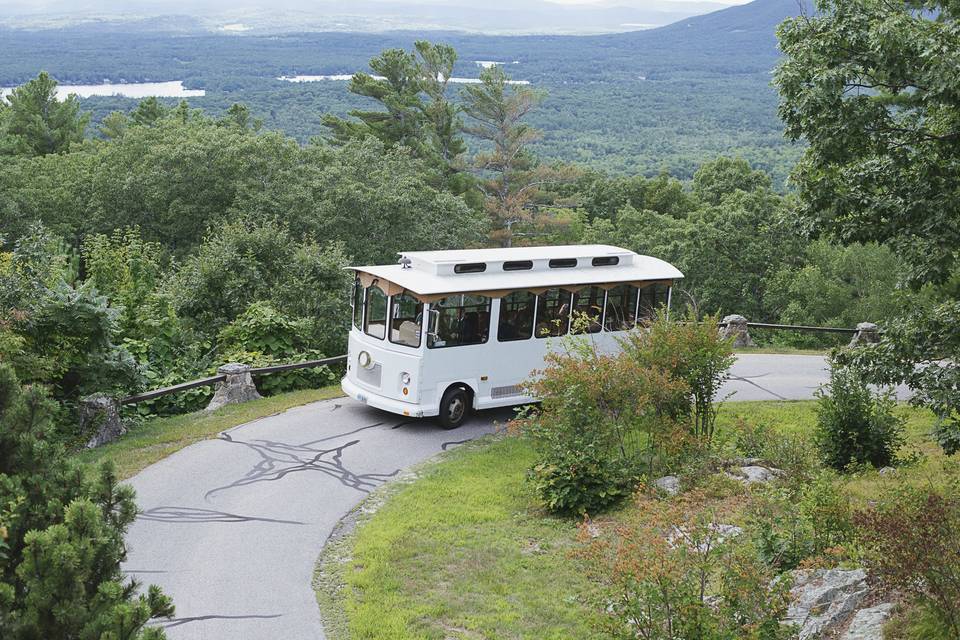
[114,317,876,409]
[118,355,347,406]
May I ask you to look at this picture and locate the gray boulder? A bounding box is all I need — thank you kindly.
[726,465,783,485]
[81,393,127,448]
[720,314,755,348]
[206,363,262,411]
[849,322,880,347]
[784,569,871,639]
[653,475,681,495]
[842,602,894,640]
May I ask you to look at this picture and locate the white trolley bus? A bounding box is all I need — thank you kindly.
[341,245,683,428]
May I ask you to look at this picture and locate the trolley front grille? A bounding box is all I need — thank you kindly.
[491,384,523,399]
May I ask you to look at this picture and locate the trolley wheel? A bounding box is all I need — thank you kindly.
[438,386,470,430]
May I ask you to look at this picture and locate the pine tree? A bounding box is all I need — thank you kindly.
[0,364,173,639]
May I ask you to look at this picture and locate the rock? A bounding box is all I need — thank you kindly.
[720,314,755,348]
[81,393,126,448]
[653,475,681,495]
[849,322,880,347]
[842,602,894,640]
[878,466,897,476]
[726,465,783,485]
[669,523,743,551]
[206,363,262,411]
[784,569,870,639]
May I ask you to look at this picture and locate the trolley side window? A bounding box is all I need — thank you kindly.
[427,294,491,348]
[638,282,671,322]
[497,291,536,342]
[604,284,638,332]
[535,288,572,338]
[364,285,388,339]
[352,276,364,329]
[570,286,605,334]
[389,292,423,348]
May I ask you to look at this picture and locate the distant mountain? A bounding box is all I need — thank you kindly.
[0,0,737,35]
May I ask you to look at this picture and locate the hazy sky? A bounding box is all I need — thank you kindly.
[0,0,754,9]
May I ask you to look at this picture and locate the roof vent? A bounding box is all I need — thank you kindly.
[548,258,578,269]
[592,256,619,267]
[454,262,487,274]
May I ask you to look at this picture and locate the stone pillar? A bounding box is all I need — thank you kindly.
[81,393,126,448]
[849,322,879,347]
[720,314,754,348]
[206,363,262,411]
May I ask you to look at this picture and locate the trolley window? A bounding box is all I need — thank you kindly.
[571,286,605,334]
[498,291,536,342]
[638,282,671,321]
[351,276,363,329]
[535,288,572,338]
[389,292,422,348]
[363,285,387,339]
[604,284,638,331]
[427,294,491,348]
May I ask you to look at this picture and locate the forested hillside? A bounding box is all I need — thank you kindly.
[0,0,808,181]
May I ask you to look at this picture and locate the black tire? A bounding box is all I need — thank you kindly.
[438,386,470,430]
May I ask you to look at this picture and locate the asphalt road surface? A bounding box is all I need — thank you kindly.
[123,354,866,639]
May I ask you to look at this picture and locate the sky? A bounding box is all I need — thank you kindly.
[0,0,754,10]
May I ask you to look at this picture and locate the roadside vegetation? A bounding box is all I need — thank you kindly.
[317,397,955,639]
[317,315,958,638]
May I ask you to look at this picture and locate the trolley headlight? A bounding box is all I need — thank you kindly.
[358,351,373,369]
[400,372,411,385]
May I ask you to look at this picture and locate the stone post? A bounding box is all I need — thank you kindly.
[720,314,754,348]
[849,322,879,347]
[81,393,126,449]
[206,363,262,411]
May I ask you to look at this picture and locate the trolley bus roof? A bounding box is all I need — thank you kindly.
[349,245,683,299]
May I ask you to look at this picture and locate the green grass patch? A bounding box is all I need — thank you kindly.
[319,400,947,639]
[318,435,607,640]
[76,385,344,479]
[733,346,829,356]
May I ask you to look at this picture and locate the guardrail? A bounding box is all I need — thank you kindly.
[718,314,876,348]
[740,322,857,335]
[81,319,879,447]
[118,355,348,406]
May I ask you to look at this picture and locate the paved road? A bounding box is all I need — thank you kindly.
[124,354,842,639]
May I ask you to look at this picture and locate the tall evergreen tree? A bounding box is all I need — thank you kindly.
[323,41,469,190]
[0,364,173,638]
[461,66,571,246]
[2,72,89,157]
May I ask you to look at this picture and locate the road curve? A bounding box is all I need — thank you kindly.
[124,354,840,639]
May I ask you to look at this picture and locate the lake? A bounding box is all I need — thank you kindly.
[279,74,530,85]
[0,80,205,100]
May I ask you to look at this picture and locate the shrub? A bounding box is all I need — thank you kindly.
[748,473,855,571]
[815,364,904,471]
[579,492,794,640]
[0,364,173,638]
[622,307,735,444]
[854,485,960,638]
[217,301,337,396]
[514,334,688,515]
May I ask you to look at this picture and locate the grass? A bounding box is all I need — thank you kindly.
[733,346,829,356]
[76,385,344,479]
[316,435,607,640]
[317,399,949,640]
